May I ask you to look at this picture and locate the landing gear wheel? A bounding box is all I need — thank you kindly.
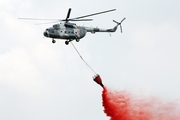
[65,41,69,45]
[52,39,56,43]
[76,39,80,42]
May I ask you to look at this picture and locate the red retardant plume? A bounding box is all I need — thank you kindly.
[102,87,180,120]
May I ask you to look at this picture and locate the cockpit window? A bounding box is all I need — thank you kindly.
[53,24,60,29]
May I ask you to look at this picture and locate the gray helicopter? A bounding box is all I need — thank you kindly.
[20,8,125,45]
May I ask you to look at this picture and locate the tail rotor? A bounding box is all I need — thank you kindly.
[113,17,126,33]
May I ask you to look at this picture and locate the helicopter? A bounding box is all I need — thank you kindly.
[19,8,125,45]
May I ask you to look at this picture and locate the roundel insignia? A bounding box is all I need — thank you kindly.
[77,29,81,34]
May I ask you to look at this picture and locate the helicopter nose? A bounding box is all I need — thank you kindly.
[43,31,49,37]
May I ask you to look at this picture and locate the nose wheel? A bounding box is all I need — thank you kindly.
[65,41,69,45]
[52,39,56,43]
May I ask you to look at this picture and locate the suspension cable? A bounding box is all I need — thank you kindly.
[71,42,96,75]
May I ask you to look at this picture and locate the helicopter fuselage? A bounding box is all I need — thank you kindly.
[43,23,87,41]
[43,21,121,45]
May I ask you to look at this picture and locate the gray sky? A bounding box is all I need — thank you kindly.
[0,0,180,120]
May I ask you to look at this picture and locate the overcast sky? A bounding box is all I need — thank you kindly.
[0,0,180,120]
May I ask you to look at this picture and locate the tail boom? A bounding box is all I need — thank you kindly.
[85,18,125,33]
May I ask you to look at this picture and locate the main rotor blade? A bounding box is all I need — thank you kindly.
[66,8,71,20]
[18,18,61,21]
[69,9,116,20]
[70,19,93,21]
[35,21,59,25]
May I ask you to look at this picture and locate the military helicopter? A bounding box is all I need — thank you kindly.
[19,8,125,45]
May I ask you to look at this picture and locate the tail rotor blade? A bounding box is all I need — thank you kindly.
[120,17,125,33]
[120,18,126,24]
[113,20,119,24]
[120,25,123,33]
[113,18,126,33]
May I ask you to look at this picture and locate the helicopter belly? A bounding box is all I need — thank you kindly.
[50,33,61,38]
[60,28,86,39]
[62,34,78,39]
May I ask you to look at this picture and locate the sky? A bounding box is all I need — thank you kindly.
[0,0,180,120]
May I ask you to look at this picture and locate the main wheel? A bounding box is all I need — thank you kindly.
[76,39,80,42]
[52,39,56,43]
[65,41,69,45]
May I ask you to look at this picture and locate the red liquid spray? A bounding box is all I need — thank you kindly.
[102,87,180,120]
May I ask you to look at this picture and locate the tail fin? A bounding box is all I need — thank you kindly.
[111,18,126,33]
